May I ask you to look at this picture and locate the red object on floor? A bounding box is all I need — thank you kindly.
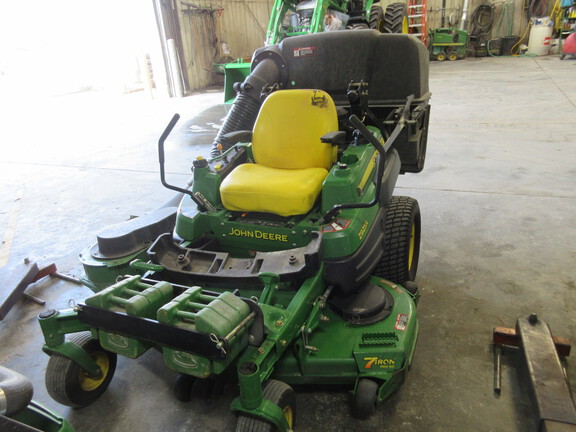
[564,33,576,54]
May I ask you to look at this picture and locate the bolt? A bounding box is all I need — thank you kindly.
[257,347,265,355]
[276,320,284,327]
[528,313,538,324]
[320,315,329,322]
[280,340,287,346]
[289,255,297,265]
[39,309,58,319]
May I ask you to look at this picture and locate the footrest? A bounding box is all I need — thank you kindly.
[148,232,322,287]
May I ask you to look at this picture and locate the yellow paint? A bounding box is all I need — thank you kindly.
[79,352,109,391]
[408,223,416,270]
[358,220,369,240]
[357,150,378,194]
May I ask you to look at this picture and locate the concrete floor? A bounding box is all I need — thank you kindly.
[1,55,576,432]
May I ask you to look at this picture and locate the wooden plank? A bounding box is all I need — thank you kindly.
[494,325,572,357]
[0,262,39,320]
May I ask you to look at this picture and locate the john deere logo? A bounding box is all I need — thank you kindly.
[228,228,288,242]
[364,357,395,369]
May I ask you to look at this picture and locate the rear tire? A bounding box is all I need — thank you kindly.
[374,196,421,284]
[382,2,408,34]
[45,332,117,408]
[369,4,385,32]
[236,380,295,432]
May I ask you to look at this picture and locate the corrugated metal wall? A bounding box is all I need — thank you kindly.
[218,0,273,60]
[179,2,220,91]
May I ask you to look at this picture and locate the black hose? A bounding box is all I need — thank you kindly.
[211,93,261,158]
[211,57,282,158]
[470,3,495,38]
[527,0,547,18]
[0,365,33,417]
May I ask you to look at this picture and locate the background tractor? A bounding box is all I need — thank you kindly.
[38,30,430,431]
[222,0,410,102]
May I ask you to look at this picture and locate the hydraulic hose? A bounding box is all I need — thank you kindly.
[211,57,282,158]
[0,365,33,417]
[470,3,495,38]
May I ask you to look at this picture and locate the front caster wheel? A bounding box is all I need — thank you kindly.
[352,378,379,419]
[236,380,295,432]
[45,332,117,407]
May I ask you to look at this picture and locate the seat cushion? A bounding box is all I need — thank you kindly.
[220,164,328,217]
[252,89,338,170]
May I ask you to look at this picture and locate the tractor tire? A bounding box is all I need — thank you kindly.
[45,332,117,408]
[173,373,196,402]
[436,51,447,61]
[352,378,379,419]
[236,380,295,432]
[369,4,385,32]
[374,196,421,284]
[382,2,408,34]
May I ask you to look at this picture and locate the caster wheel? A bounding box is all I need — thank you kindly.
[45,332,117,407]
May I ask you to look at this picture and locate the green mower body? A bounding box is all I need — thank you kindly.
[39,32,430,431]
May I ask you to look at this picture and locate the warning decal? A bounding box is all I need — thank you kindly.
[395,314,409,331]
[293,46,316,58]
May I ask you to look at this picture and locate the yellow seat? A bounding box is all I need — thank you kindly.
[220,89,338,217]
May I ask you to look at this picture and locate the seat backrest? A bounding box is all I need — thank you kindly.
[252,89,338,170]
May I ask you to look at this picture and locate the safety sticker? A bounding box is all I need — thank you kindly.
[321,218,351,233]
[395,314,409,331]
[293,46,316,57]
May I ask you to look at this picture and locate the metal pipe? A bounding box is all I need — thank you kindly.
[460,0,470,30]
[494,344,502,394]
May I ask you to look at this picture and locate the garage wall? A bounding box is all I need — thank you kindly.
[218,0,273,60]
[162,0,554,94]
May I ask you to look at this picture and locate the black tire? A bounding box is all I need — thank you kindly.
[352,379,379,419]
[369,4,385,32]
[374,196,421,284]
[414,105,430,173]
[236,380,295,432]
[173,373,196,402]
[382,2,408,34]
[45,332,117,408]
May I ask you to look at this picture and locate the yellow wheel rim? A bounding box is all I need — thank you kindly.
[402,17,409,34]
[283,406,294,428]
[408,223,416,270]
[437,53,446,61]
[449,53,458,61]
[79,352,109,391]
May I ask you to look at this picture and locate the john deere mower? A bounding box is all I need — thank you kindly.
[38,31,431,431]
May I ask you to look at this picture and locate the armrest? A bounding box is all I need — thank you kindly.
[221,130,253,145]
[321,131,346,146]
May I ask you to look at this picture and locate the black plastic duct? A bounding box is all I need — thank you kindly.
[211,49,287,158]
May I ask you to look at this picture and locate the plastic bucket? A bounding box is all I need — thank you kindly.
[527,18,553,56]
[500,35,520,55]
